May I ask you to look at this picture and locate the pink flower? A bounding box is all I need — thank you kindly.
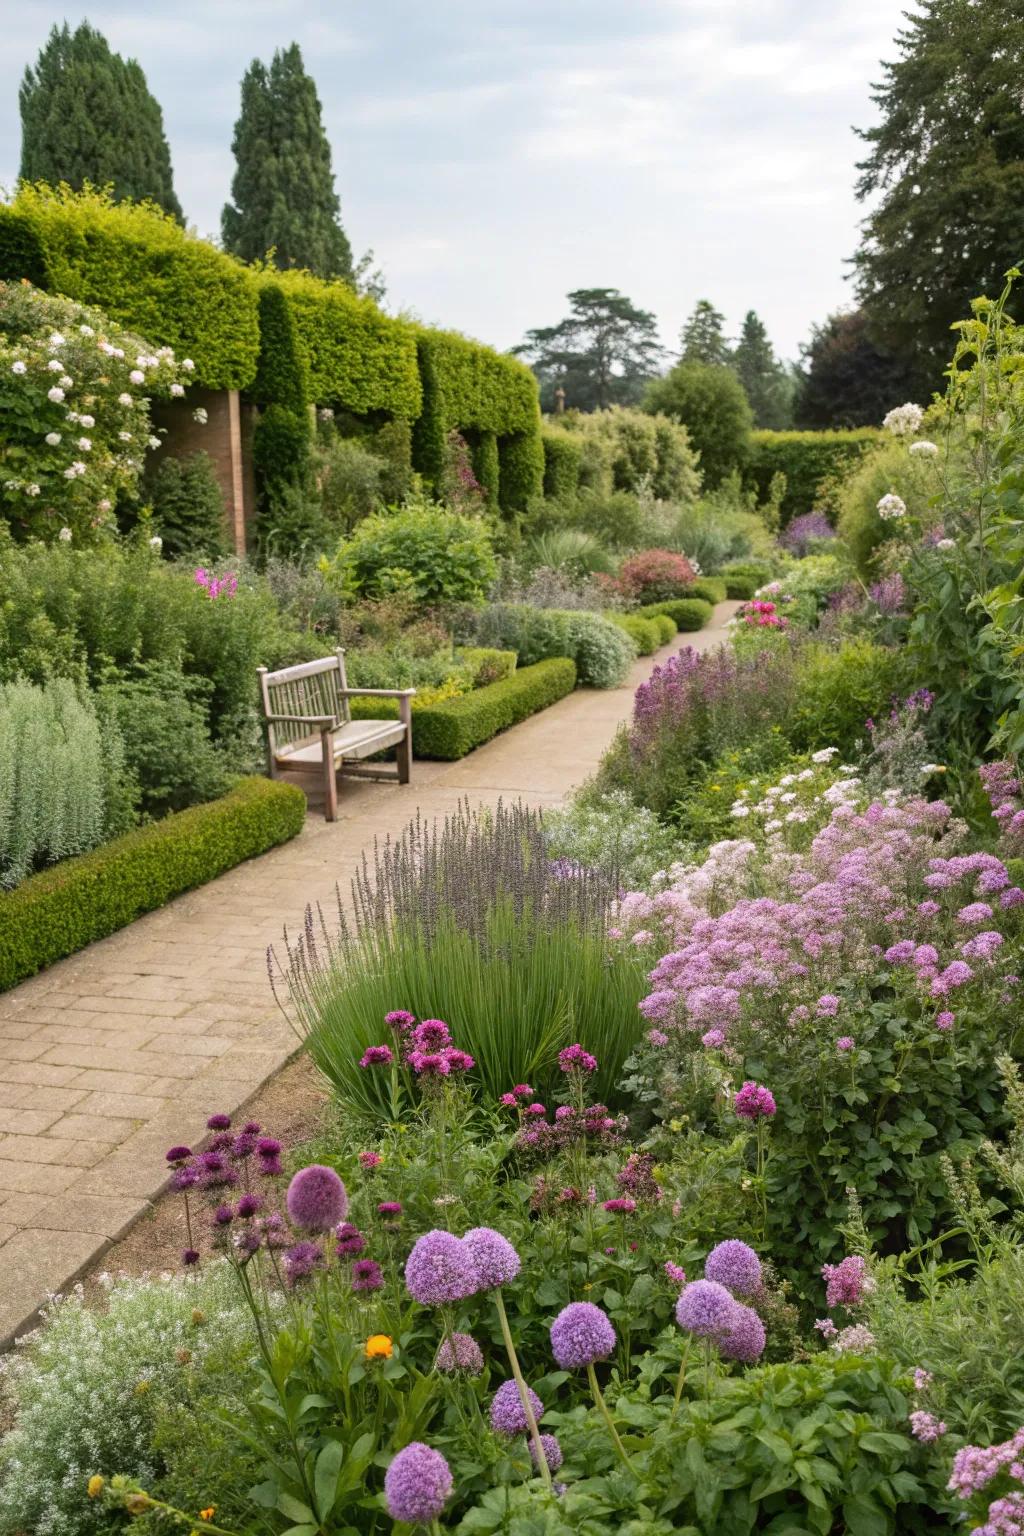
[816,994,840,1016]
[836,1037,855,1053]
[734,1081,776,1121]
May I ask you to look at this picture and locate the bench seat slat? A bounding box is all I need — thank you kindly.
[275,719,407,766]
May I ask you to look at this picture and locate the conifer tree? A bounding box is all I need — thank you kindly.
[222,44,353,280]
[679,299,731,366]
[19,22,182,219]
[732,310,794,429]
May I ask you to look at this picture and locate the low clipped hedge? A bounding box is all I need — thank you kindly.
[687,576,727,605]
[648,613,678,645]
[0,777,306,992]
[638,598,713,632]
[609,612,662,655]
[723,574,757,600]
[350,658,577,760]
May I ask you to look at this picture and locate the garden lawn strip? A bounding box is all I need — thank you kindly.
[0,602,739,1347]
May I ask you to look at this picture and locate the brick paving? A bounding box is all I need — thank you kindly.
[0,606,737,1343]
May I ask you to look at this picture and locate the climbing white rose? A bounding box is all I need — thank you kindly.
[47,386,65,403]
[11,360,26,374]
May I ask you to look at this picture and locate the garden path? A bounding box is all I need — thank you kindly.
[0,603,739,1344]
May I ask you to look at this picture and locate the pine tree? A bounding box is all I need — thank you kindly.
[222,44,353,280]
[732,310,794,429]
[514,288,664,411]
[19,22,182,219]
[680,299,731,366]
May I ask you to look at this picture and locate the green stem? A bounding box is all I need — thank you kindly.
[493,1290,552,1490]
[671,1337,692,1423]
[586,1361,635,1475]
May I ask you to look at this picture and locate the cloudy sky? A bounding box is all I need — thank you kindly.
[0,0,909,363]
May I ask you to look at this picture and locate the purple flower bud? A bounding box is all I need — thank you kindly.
[236,1193,263,1219]
[352,1258,384,1292]
[165,1145,192,1164]
[181,1248,200,1267]
[490,1378,544,1435]
[384,1442,452,1524]
[206,1114,232,1131]
[286,1165,348,1232]
[335,1221,365,1257]
[550,1301,616,1368]
[283,1240,323,1285]
[435,1331,484,1374]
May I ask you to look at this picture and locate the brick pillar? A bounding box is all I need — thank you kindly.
[150,388,249,555]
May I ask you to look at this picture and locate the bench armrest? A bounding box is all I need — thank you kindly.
[340,688,417,699]
[265,712,337,726]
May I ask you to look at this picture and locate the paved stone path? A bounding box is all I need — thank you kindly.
[0,605,737,1343]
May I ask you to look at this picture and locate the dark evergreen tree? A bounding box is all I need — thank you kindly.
[513,288,664,412]
[732,310,794,429]
[19,22,182,219]
[853,0,1024,383]
[222,44,353,280]
[680,299,731,366]
[795,310,922,429]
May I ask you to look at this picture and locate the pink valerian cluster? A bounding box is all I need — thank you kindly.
[948,1427,1024,1534]
[558,1043,598,1075]
[822,1254,873,1308]
[740,597,789,629]
[512,1102,626,1165]
[194,567,238,601]
[980,761,1024,860]
[734,1081,776,1120]
[362,1013,475,1080]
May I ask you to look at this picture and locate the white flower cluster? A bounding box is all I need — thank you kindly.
[909,440,939,458]
[877,492,907,521]
[731,757,862,847]
[883,402,924,436]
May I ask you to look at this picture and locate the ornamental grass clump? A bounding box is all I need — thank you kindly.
[275,799,649,1108]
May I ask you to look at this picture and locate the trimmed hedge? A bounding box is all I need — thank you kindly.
[0,777,306,992]
[542,427,583,504]
[687,576,727,605]
[4,185,261,390]
[251,282,310,416]
[747,429,879,524]
[723,574,756,600]
[638,598,713,631]
[648,613,677,645]
[0,205,48,287]
[609,612,662,655]
[349,658,577,759]
[498,429,545,513]
[470,430,500,507]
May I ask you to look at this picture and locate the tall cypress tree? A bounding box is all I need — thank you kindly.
[19,22,182,219]
[732,310,794,429]
[222,44,353,281]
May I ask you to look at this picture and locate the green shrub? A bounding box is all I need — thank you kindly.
[559,407,701,503]
[7,184,260,390]
[0,677,131,889]
[638,597,713,631]
[723,572,756,599]
[148,451,229,559]
[524,526,614,577]
[469,429,500,506]
[688,575,727,604]
[835,435,936,573]
[455,646,517,686]
[250,281,309,417]
[747,428,879,523]
[649,613,677,644]
[351,657,576,758]
[788,637,909,754]
[472,603,636,687]
[0,776,304,991]
[311,432,390,532]
[0,204,48,286]
[99,661,230,817]
[643,360,753,487]
[323,500,497,605]
[570,487,649,549]
[541,426,582,503]
[497,428,545,513]
[609,612,661,655]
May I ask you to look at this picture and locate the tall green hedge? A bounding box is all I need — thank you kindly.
[0,777,305,992]
[4,184,260,390]
[471,430,500,506]
[251,281,310,415]
[0,206,49,287]
[273,267,421,420]
[542,427,583,504]
[498,429,545,513]
[746,429,879,524]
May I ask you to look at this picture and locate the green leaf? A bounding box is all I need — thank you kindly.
[276,1492,315,1523]
[314,1438,345,1518]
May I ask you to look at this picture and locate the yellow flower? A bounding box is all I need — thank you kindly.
[365,1334,394,1360]
[582,1282,593,1291]
[134,1379,150,1395]
[200,1508,216,1522]
[87,1475,105,1499]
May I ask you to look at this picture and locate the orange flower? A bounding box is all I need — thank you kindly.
[199,1508,216,1522]
[365,1333,394,1360]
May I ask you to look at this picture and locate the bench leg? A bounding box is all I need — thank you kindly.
[321,729,338,821]
[397,700,413,785]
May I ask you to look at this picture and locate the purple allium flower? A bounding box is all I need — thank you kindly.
[358,1150,381,1169]
[462,1227,521,1288]
[490,1379,544,1435]
[550,1301,616,1368]
[935,1011,955,1031]
[836,1036,855,1053]
[675,1279,740,1338]
[530,1434,564,1473]
[257,1137,282,1158]
[198,1152,237,1189]
[705,1240,762,1298]
[816,995,840,1017]
[336,1222,366,1257]
[172,1166,199,1191]
[822,1254,870,1308]
[283,1240,323,1285]
[442,1048,475,1073]
[435,1331,484,1374]
[359,1044,394,1068]
[165,1145,192,1164]
[206,1114,232,1131]
[664,1261,687,1288]
[385,1009,416,1032]
[558,1043,598,1074]
[286,1165,348,1232]
[242,1120,261,1135]
[412,1019,451,1052]
[182,1248,200,1267]
[602,1197,636,1215]
[377,1201,402,1216]
[405,1229,479,1304]
[237,1192,263,1219]
[717,1303,766,1363]
[352,1258,384,1292]
[733,1082,776,1121]
[384,1442,452,1524]
[231,1133,256,1161]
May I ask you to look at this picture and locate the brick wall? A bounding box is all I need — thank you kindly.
[150,388,252,554]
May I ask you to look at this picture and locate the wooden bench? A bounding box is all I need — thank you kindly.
[257,651,414,822]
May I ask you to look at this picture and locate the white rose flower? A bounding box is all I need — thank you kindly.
[149,534,163,550]
[876,492,907,521]
[65,411,80,424]
[58,527,73,542]
[118,392,133,406]
[129,369,145,385]
[136,355,149,367]
[47,386,65,403]
[79,414,95,428]
[59,375,73,389]
[882,402,924,436]
[170,383,185,397]
[47,359,63,372]
[77,437,92,451]
[909,440,939,457]
[182,358,195,370]
[25,483,40,496]
[45,431,61,446]
[936,538,955,550]
[11,359,27,375]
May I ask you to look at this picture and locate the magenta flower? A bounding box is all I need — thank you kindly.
[664,1261,687,1287]
[409,1050,451,1077]
[412,1019,451,1052]
[525,1102,546,1117]
[236,1193,262,1219]
[335,1222,365,1256]
[462,1227,521,1288]
[165,1145,192,1164]
[405,1229,479,1305]
[359,1044,394,1068]
[384,1442,452,1524]
[352,1258,384,1291]
[513,1084,533,1098]
[377,1201,402,1217]
[733,1081,777,1121]
[558,1043,598,1074]
[822,1254,870,1308]
[206,1114,232,1131]
[602,1197,636,1214]
[499,1092,517,1107]
[385,1009,416,1032]
[936,1011,955,1030]
[286,1165,348,1232]
[443,1048,475,1072]
[550,1302,616,1368]
[283,1240,323,1285]
[358,1150,381,1170]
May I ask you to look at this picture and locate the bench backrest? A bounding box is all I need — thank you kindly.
[257,650,351,756]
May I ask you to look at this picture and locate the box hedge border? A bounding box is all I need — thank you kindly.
[0,776,306,993]
[350,657,577,760]
[638,598,713,631]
